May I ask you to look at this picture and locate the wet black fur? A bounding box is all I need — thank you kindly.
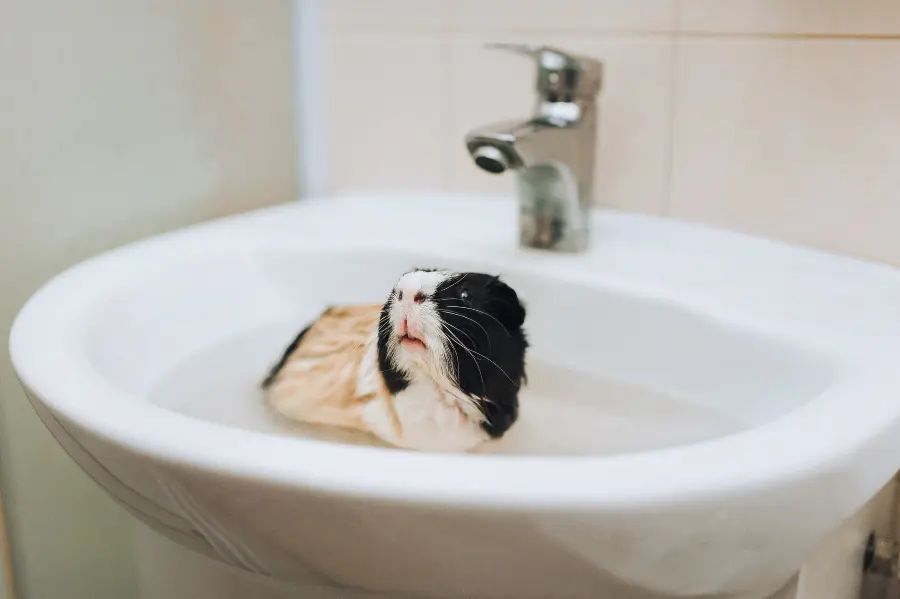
[377,306,412,395]
[262,323,314,388]
[377,271,528,439]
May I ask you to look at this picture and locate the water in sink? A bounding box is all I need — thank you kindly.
[149,324,747,456]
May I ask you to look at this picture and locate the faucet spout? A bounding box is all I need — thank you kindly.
[463,44,603,253]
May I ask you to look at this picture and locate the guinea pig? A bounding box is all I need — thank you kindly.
[262,268,528,452]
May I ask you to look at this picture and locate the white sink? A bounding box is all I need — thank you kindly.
[10,193,900,599]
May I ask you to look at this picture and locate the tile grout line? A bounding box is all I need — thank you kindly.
[335,28,900,42]
[679,29,900,40]
[440,2,454,191]
[661,1,681,218]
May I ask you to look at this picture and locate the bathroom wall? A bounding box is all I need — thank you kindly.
[320,4,900,597]
[321,0,900,267]
[0,2,896,598]
[0,1,296,597]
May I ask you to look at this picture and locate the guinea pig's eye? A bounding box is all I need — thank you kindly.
[458,287,469,300]
[397,290,403,301]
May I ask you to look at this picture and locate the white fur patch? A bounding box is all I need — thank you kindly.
[362,379,489,453]
[355,269,490,452]
[396,269,451,296]
[386,270,454,383]
[355,332,381,397]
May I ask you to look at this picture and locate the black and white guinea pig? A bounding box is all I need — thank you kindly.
[262,268,528,453]
[372,268,529,451]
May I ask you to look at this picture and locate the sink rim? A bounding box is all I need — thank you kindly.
[10,193,900,511]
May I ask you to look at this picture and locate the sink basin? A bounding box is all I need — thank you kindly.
[10,193,900,599]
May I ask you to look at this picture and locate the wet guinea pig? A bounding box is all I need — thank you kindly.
[262,268,528,453]
[374,268,528,450]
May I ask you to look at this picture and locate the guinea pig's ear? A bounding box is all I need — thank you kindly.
[488,276,526,331]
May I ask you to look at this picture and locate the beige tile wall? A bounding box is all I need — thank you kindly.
[321,0,900,266]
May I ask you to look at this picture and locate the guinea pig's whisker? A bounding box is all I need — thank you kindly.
[436,273,471,293]
[440,316,481,350]
[438,302,513,338]
[377,315,393,334]
[441,323,479,372]
[471,350,516,386]
[441,323,487,396]
[443,321,517,387]
[444,321,516,392]
[443,330,462,381]
[438,309,493,351]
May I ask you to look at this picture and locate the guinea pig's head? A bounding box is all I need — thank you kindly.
[377,268,528,436]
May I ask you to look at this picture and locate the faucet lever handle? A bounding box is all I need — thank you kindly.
[484,43,603,100]
[485,43,576,66]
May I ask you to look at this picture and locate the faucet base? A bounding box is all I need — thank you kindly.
[518,208,588,252]
[516,164,590,253]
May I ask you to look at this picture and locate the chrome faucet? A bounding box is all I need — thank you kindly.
[464,44,603,253]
